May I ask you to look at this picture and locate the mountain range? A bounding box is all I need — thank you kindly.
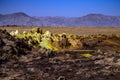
[0,12,120,27]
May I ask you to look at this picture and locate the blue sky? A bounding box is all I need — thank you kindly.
[0,0,120,17]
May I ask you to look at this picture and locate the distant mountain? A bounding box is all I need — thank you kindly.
[0,12,120,27]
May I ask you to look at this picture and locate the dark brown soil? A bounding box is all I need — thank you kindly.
[0,29,120,80]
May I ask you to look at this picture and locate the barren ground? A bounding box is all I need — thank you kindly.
[0,27,120,80]
[1,27,120,35]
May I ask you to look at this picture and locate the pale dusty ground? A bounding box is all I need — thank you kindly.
[0,27,120,35]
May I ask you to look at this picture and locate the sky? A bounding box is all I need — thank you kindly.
[0,0,120,17]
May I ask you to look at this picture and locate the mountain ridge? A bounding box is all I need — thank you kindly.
[0,12,120,27]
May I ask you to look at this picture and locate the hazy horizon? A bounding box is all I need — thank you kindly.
[0,0,120,17]
[1,12,120,17]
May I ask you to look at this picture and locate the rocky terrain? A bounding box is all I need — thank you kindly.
[0,28,120,80]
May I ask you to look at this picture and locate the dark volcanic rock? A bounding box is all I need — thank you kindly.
[0,29,32,62]
[0,29,120,80]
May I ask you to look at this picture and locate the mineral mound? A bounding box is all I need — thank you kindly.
[0,28,120,80]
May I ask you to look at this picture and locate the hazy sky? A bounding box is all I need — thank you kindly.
[0,0,120,17]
